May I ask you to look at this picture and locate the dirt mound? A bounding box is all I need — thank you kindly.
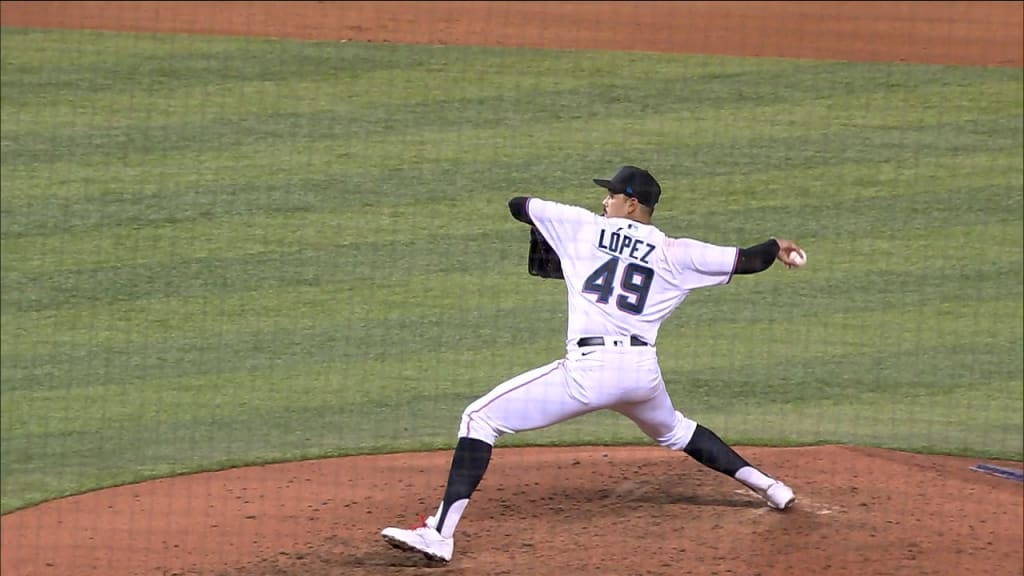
[2,445,1022,575]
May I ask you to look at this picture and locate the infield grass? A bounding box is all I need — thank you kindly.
[1,28,1021,513]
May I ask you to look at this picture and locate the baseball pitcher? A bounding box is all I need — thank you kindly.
[382,165,804,563]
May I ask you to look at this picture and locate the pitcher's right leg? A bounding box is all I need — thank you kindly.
[615,389,795,510]
[684,424,795,510]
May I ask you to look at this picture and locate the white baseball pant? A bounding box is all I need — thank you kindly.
[458,338,698,451]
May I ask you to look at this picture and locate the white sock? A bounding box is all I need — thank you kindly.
[427,502,443,529]
[735,465,775,491]
[433,499,468,539]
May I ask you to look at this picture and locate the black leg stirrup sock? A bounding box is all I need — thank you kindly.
[436,437,493,528]
[683,424,751,477]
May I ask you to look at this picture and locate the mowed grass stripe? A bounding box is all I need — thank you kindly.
[5,74,1020,170]
[4,149,1021,272]
[10,29,1016,139]
[3,226,1019,363]
[4,78,1020,185]
[3,291,1017,408]
[3,181,1019,315]
[4,145,1020,252]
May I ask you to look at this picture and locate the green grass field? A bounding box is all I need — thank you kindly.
[1,28,1021,514]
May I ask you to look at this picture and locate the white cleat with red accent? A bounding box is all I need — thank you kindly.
[381,515,454,563]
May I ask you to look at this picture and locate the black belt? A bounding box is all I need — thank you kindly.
[577,336,651,347]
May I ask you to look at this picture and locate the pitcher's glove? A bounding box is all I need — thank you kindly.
[528,227,564,279]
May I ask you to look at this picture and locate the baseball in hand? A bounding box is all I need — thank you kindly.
[789,248,807,267]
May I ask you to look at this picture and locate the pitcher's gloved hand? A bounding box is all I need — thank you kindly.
[528,227,563,279]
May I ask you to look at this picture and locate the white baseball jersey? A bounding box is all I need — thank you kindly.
[526,198,738,346]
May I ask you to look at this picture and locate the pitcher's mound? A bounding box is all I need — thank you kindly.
[2,445,1021,575]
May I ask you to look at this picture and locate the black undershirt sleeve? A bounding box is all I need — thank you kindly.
[508,196,533,225]
[733,239,780,275]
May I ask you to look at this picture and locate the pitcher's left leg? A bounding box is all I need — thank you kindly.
[384,358,600,562]
[436,358,603,537]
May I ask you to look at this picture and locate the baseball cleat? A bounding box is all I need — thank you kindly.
[758,481,796,510]
[381,516,454,563]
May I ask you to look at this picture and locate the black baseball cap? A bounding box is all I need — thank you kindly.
[593,165,661,209]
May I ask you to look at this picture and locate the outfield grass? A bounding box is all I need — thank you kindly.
[1,28,1021,513]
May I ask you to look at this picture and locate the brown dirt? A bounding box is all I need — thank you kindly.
[2,446,1023,575]
[1,1,1023,66]
[1,2,1022,575]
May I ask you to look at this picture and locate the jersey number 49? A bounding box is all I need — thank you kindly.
[582,257,655,315]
